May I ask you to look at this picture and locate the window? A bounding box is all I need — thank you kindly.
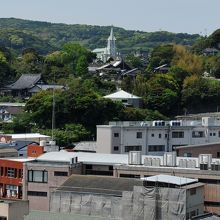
[190,188,196,195]
[190,210,196,218]
[213,133,216,136]
[109,166,113,171]
[183,153,192,157]
[148,145,165,152]
[210,133,212,136]
[192,131,205,138]
[114,133,119,137]
[172,131,184,138]
[85,165,93,170]
[27,191,47,197]
[159,134,161,138]
[7,168,15,177]
[28,170,48,183]
[217,152,220,158]
[18,169,23,178]
[114,146,119,151]
[165,134,168,138]
[136,132,142,139]
[151,133,154,137]
[1,167,4,176]
[124,146,142,152]
[54,171,68,176]
[120,174,140,178]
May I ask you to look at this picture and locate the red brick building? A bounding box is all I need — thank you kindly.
[0,158,34,200]
[176,142,220,158]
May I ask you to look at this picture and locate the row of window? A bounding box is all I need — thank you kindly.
[28,170,69,183]
[0,167,22,178]
[114,131,220,139]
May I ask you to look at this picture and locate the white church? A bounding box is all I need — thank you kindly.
[92,27,119,63]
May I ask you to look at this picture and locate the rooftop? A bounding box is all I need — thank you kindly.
[141,174,198,186]
[7,74,42,90]
[36,151,129,165]
[104,89,141,99]
[56,174,143,196]
[5,133,50,140]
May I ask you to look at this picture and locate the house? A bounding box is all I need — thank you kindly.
[96,117,220,155]
[104,89,142,108]
[203,48,219,56]
[0,102,25,122]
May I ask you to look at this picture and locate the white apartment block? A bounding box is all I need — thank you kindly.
[96,117,220,155]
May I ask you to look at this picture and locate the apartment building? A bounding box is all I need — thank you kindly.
[97,117,220,155]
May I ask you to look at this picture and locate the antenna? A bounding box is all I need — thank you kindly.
[51,75,55,141]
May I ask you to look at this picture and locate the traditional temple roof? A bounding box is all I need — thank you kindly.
[7,74,42,90]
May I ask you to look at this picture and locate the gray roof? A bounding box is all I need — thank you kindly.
[74,141,97,152]
[57,175,143,196]
[7,74,42,90]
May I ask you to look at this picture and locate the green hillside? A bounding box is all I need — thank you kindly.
[0,18,200,54]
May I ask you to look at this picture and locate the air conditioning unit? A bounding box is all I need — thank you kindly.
[128,151,142,165]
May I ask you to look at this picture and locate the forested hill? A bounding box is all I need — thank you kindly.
[0,18,200,54]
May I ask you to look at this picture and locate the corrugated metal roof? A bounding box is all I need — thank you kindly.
[57,175,143,196]
[36,151,129,165]
[141,174,198,185]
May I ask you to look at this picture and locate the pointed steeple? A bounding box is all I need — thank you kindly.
[107,26,116,59]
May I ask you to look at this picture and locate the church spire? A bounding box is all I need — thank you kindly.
[107,26,116,59]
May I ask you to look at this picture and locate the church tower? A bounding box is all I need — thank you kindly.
[106,27,117,59]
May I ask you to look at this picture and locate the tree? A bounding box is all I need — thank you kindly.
[145,73,180,115]
[172,45,204,75]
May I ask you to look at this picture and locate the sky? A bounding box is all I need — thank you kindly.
[0,0,220,35]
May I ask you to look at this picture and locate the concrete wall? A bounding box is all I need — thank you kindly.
[186,186,204,217]
[96,127,113,154]
[8,200,29,220]
[24,162,82,211]
[0,200,29,220]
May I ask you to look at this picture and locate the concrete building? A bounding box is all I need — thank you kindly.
[113,152,220,214]
[48,174,203,220]
[0,158,34,200]
[96,117,220,155]
[104,89,142,108]
[0,199,29,220]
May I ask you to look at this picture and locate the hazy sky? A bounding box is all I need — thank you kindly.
[0,0,219,35]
